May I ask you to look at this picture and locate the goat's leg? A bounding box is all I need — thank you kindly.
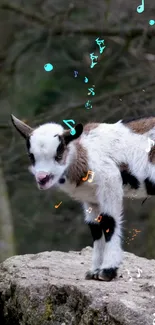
[86,223,106,280]
[95,166,123,281]
[85,164,123,281]
[144,163,155,195]
[83,202,106,279]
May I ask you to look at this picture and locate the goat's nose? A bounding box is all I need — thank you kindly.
[36,172,50,185]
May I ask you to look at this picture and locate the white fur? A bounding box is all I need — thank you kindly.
[29,122,76,189]
[26,120,155,277]
[84,203,105,271]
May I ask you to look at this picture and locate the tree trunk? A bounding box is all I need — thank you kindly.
[0,159,15,262]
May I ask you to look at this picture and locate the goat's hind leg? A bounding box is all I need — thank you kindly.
[83,202,105,280]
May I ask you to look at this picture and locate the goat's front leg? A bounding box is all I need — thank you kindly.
[83,202,106,279]
[95,166,123,281]
[85,164,123,282]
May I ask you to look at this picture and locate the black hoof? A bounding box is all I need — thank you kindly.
[85,269,100,280]
[98,268,118,281]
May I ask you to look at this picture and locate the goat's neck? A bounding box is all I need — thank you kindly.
[65,141,88,186]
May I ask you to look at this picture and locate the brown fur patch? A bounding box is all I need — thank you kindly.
[149,145,155,163]
[62,147,69,165]
[83,123,99,134]
[62,129,70,136]
[123,117,155,134]
[61,124,97,185]
[66,142,88,186]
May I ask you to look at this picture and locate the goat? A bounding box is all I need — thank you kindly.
[10,115,155,281]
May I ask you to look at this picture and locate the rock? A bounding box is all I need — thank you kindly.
[0,247,155,325]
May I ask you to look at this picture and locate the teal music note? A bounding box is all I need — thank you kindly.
[149,19,155,25]
[63,120,76,135]
[85,100,92,109]
[88,87,95,96]
[137,0,144,13]
[95,38,106,54]
[90,53,98,68]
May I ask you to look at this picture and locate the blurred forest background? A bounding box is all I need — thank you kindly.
[0,0,155,263]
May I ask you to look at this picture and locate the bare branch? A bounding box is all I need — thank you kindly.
[1,3,155,38]
[0,2,54,26]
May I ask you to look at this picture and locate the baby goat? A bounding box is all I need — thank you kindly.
[11,115,155,281]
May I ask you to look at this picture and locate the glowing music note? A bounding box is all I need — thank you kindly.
[146,138,155,153]
[137,0,144,13]
[82,170,95,183]
[149,20,155,26]
[85,100,92,109]
[95,215,102,222]
[55,201,62,209]
[86,207,92,213]
[126,269,132,281]
[137,268,142,278]
[44,63,53,71]
[88,88,95,96]
[90,53,98,68]
[74,71,78,77]
[63,120,76,136]
[95,38,106,54]
[84,77,88,83]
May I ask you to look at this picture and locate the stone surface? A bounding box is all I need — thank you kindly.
[0,247,155,325]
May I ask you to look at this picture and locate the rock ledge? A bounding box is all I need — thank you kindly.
[0,247,155,325]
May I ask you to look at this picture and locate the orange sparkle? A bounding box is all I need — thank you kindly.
[95,215,102,222]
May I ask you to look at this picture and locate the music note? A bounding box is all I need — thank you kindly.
[55,201,62,209]
[82,170,95,183]
[84,77,88,83]
[44,63,53,72]
[85,100,92,109]
[90,53,98,68]
[126,269,132,281]
[149,20,155,26]
[145,138,155,153]
[86,207,92,213]
[88,88,95,96]
[74,71,78,77]
[137,0,144,13]
[95,215,102,222]
[95,38,106,54]
[137,268,142,278]
[63,119,76,136]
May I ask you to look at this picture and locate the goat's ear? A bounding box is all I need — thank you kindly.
[63,123,83,145]
[11,114,34,139]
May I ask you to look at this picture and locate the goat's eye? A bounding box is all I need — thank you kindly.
[28,153,35,165]
[55,155,62,162]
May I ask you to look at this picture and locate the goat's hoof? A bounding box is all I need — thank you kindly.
[85,269,99,280]
[98,268,118,281]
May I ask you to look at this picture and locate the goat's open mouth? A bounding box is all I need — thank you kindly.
[37,174,54,189]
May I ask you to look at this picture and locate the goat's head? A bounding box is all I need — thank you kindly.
[11,115,83,190]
